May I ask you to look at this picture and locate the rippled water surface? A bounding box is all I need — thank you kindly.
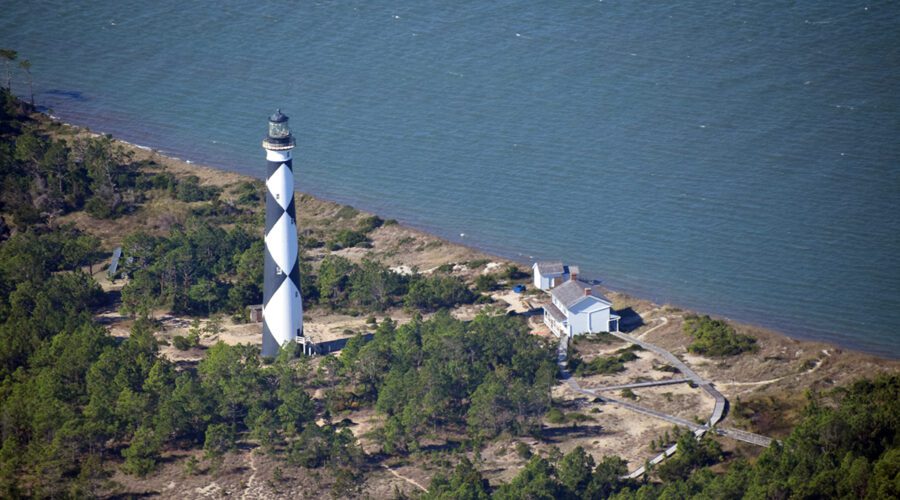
[2,1,899,355]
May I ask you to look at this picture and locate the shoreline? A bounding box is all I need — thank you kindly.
[46,114,898,362]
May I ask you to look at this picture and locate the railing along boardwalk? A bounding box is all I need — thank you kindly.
[585,378,692,392]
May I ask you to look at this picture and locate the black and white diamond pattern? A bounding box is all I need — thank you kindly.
[262,153,303,357]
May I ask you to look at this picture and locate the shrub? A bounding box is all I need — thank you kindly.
[575,356,623,376]
[139,171,178,191]
[231,181,262,205]
[567,412,595,423]
[546,408,567,424]
[122,426,161,477]
[204,423,236,458]
[172,335,194,351]
[503,264,529,280]
[475,273,499,292]
[683,314,757,356]
[336,205,359,219]
[404,275,476,311]
[655,434,722,482]
[574,347,641,376]
[173,175,220,202]
[298,236,323,249]
[475,294,494,304]
[184,456,200,476]
[327,229,369,250]
[435,263,455,273]
[617,351,639,363]
[358,215,384,233]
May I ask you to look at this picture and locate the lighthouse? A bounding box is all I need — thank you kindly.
[261,109,303,357]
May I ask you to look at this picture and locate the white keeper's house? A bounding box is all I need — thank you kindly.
[532,261,580,291]
[541,277,620,338]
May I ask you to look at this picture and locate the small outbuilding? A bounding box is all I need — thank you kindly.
[543,279,619,338]
[248,305,264,323]
[532,261,579,291]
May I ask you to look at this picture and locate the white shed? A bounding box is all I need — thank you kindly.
[532,262,579,291]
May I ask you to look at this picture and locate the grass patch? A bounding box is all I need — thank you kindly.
[336,205,359,219]
[574,346,641,376]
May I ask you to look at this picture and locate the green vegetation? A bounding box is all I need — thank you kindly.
[683,314,758,356]
[545,408,595,426]
[474,273,499,292]
[501,264,528,281]
[608,374,900,498]
[333,311,556,450]
[654,433,723,482]
[118,223,257,316]
[488,449,633,499]
[404,274,476,311]
[315,255,406,312]
[327,228,370,250]
[573,345,641,376]
[571,332,621,347]
[466,259,490,269]
[171,174,220,202]
[357,215,384,232]
[652,363,679,373]
[546,407,566,424]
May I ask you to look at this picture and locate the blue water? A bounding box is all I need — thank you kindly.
[3,1,899,356]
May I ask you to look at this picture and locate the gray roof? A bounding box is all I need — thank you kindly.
[534,261,565,275]
[544,302,566,322]
[550,279,611,309]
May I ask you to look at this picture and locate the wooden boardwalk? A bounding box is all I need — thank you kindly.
[556,320,775,479]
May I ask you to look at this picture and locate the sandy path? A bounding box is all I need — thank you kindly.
[241,451,259,500]
[721,349,831,388]
[382,464,428,493]
[635,315,669,340]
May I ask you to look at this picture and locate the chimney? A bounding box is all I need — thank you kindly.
[569,265,580,282]
[584,287,592,297]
